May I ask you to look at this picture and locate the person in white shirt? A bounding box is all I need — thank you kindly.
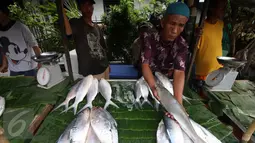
[0,2,41,76]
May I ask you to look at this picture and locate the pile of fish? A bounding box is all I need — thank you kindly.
[53,75,119,115]
[149,74,221,143]
[157,115,222,143]
[134,72,193,110]
[57,107,118,143]
[133,77,153,108]
[54,75,119,142]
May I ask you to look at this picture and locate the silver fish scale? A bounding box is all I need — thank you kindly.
[90,108,118,143]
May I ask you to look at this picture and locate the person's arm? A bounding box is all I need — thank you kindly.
[173,43,188,105]
[20,22,41,57]
[61,0,72,36]
[173,70,185,105]
[0,55,7,73]
[140,32,159,99]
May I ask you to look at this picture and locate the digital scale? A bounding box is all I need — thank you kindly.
[205,56,246,91]
[32,52,65,89]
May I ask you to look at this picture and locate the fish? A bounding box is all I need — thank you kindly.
[155,72,192,104]
[182,131,193,143]
[190,119,222,143]
[139,79,153,107]
[56,108,91,143]
[62,75,94,114]
[77,78,99,114]
[155,83,206,143]
[156,120,170,143]
[98,78,119,109]
[52,81,81,112]
[85,126,101,143]
[0,96,5,117]
[69,108,91,143]
[133,79,143,109]
[90,107,118,143]
[163,115,184,143]
[141,76,160,111]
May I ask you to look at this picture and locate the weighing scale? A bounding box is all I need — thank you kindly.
[205,56,246,91]
[32,52,65,89]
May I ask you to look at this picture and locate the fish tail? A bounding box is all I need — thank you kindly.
[183,96,191,104]
[137,100,142,108]
[52,101,67,112]
[154,102,159,112]
[73,103,78,115]
[60,104,72,114]
[77,103,92,115]
[104,100,119,110]
[142,100,153,107]
[132,101,142,110]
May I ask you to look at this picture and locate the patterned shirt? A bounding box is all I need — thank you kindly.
[140,28,188,77]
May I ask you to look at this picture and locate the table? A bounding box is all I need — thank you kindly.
[0,76,71,143]
[204,80,255,142]
[30,81,238,143]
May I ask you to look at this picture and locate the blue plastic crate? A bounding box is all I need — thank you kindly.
[109,64,138,79]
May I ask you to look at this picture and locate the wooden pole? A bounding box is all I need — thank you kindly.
[242,119,255,143]
[56,0,74,83]
[186,0,210,81]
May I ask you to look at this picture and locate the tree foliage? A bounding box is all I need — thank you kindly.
[102,0,175,63]
[8,0,79,53]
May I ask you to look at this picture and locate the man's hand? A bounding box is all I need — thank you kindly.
[152,87,160,101]
[173,70,185,106]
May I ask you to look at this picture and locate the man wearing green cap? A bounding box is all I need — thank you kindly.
[140,2,190,105]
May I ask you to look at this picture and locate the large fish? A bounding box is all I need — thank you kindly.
[85,126,101,143]
[156,120,170,143]
[62,75,94,114]
[156,83,206,143]
[163,115,184,143]
[77,78,99,114]
[155,72,191,104]
[182,130,193,143]
[56,108,91,143]
[52,81,81,112]
[90,107,118,143]
[0,96,5,117]
[99,78,119,109]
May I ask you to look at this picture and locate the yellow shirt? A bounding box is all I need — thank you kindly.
[195,20,224,77]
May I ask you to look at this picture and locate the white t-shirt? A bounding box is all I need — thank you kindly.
[0,21,38,72]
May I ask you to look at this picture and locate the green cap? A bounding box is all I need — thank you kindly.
[164,2,190,19]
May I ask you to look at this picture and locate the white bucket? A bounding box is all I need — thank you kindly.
[63,49,83,80]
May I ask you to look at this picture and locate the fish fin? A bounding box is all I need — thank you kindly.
[60,107,70,114]
[141,100,153,107]
[183,96,191,104]
[73,103,78,115]
[60,103,76,114]
[132,101,142,110]
[104,100,119,110]
[77,103,92,115]
[52,101,67,112]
